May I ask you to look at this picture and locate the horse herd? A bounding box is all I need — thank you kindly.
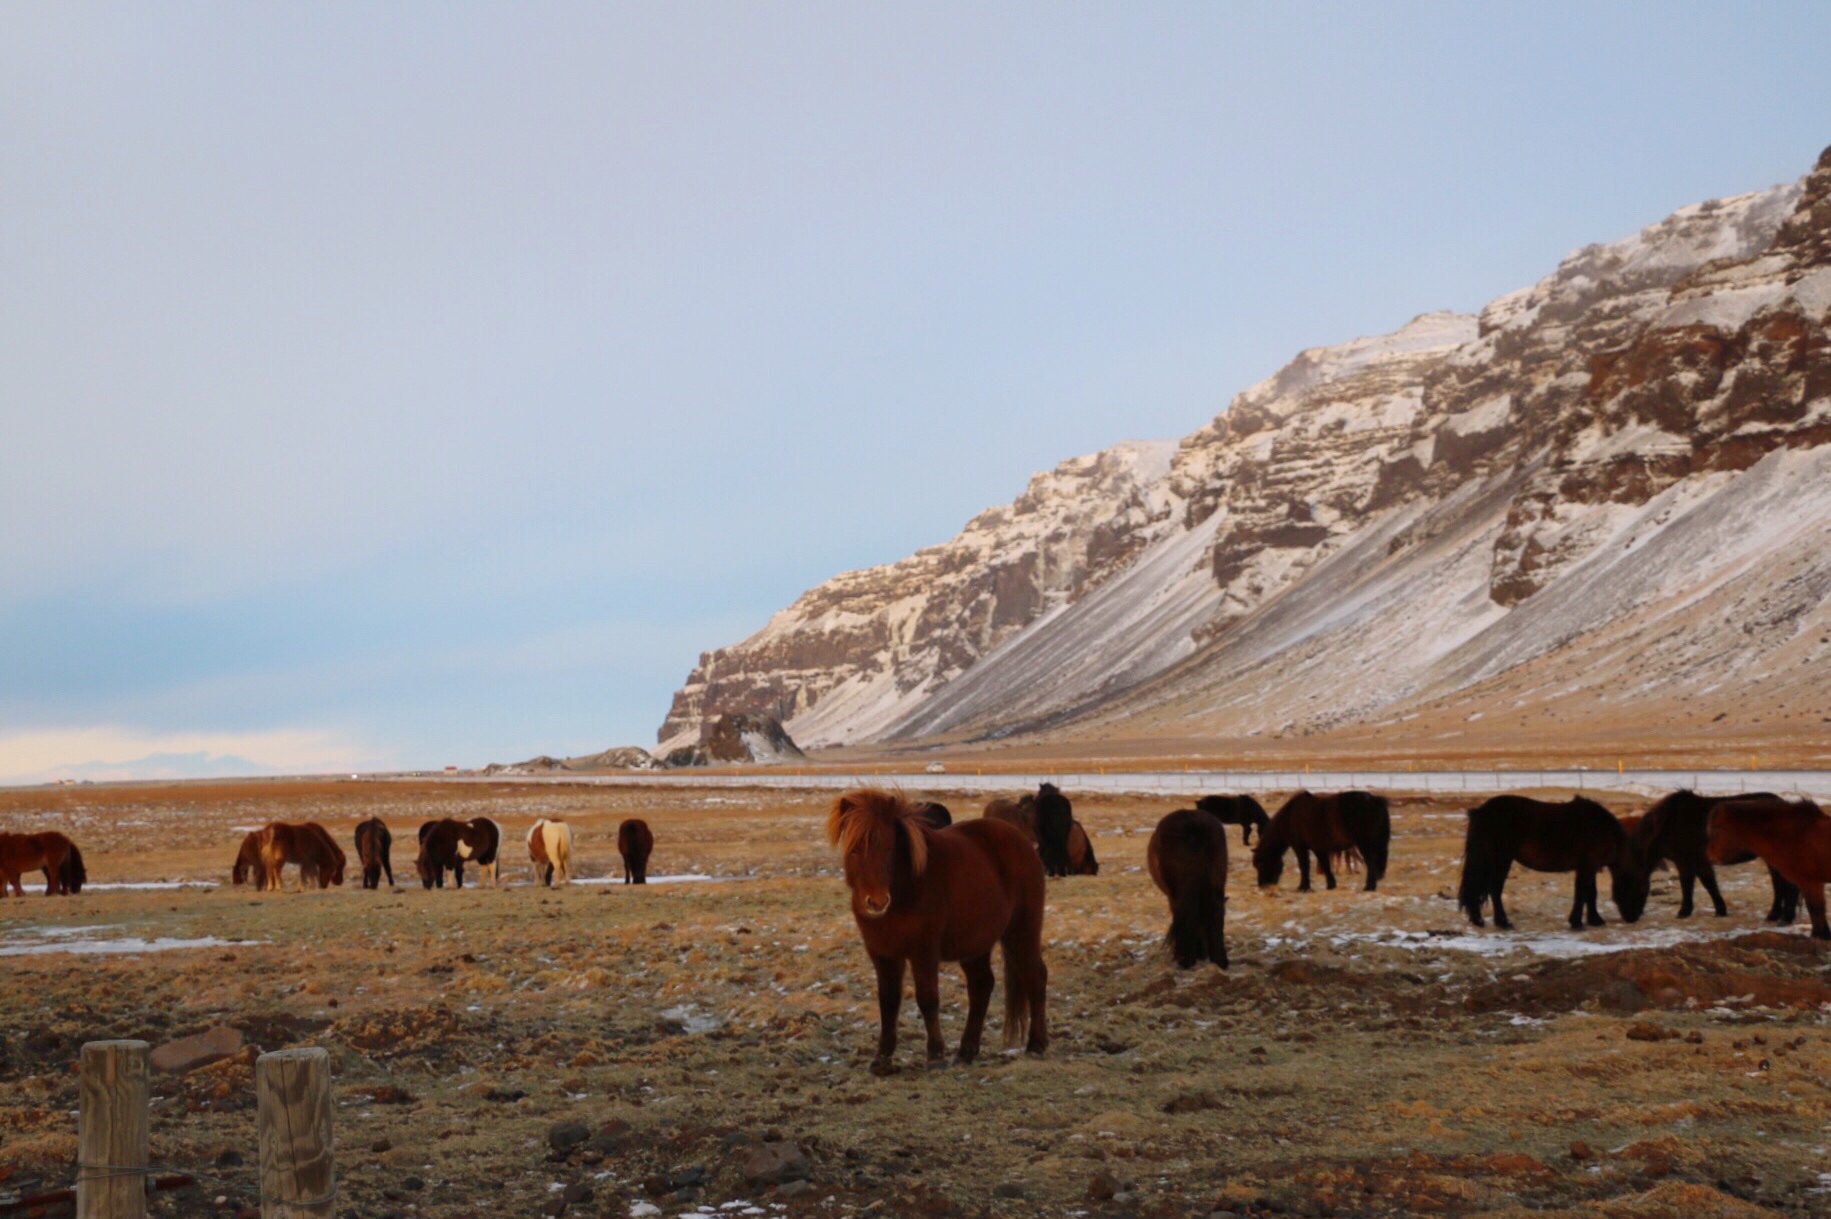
[828,785,1831,1073]
[224,814,654,891]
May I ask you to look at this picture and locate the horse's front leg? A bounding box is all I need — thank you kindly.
[1697,864,1728,917]
[1491,867,1512,930]
[454,863,465,889]
[910,952,946,1066]
[870,954,905,1075]
[1316,850,1337,891]
[1585,870,1605,926]
[1295,847,1312,893]
[1568,871,1588,930]
[957,954,994,1064]
[1675,862,1697,918]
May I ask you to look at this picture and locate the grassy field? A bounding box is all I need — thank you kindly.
[2,778,1828,1218]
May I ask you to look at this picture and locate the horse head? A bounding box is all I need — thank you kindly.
[1608,811,1650,923]
[828,789,928,919]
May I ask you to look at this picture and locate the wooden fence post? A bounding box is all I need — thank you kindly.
[78,1039,150,1219]
[255,1047,334,1219]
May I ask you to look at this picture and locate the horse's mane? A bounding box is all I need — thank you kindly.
[828,789,929,875]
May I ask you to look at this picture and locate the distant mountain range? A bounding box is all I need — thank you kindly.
[660,146,1831,763]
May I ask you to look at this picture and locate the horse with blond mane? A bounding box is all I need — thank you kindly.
[242,822,345,892]
[829,788,1048,1074]
[0,831,86,897]
[1708,797,1831,940]
[528,818,574,886]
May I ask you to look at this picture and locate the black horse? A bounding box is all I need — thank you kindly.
[1195,794,1271,846]
[911,801,953,829]
[1034,784,1074,878]
[1459,796,1648,930]
[1634,790,1798,922]
[1253,791,1390,892]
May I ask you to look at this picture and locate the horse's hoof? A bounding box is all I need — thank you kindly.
[1587,916,1605,928]
[868,1058,898,1077]
[925,1056,949,1071]
[1677,909,1692,919]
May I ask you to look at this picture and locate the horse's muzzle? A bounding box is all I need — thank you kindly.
[859,895,890,918]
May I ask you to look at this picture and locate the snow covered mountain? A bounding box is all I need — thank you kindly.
[659,146,1831,756]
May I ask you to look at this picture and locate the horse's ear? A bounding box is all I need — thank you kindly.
[827,794,860,847]
[899,816,929,876]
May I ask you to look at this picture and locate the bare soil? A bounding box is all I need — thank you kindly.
[2,779,1828,1218]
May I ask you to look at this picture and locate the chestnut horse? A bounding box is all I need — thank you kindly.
[246,822,345,892]
[1195,794,1271,846]
[1147,809,1228,969]
[1065,821,1099,875]
[354,817,394,890]
[416,817,501,889]
[830,789,1047,1074]
[231,831,267,888]
[983,793,1037,842]
[1253,791,1390,892]
[1458,796,1648,930]
[0,831,86,897]
[528,818,573,886]
[616,818,654,883]
[1707,797,1831,940]
[1634,790,1798,922]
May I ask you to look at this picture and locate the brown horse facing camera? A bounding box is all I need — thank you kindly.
[1459,796,1648,930]
[616,818,655,884]
[0,831,87,897]
[1708,797,1831,940]
[830,789,1048,1074]
[1147,809,1228,969]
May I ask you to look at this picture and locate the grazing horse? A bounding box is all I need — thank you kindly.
[1147,809,1228,969]
[1708,797,1831,940]
[829,788,1048,1074]
[1635,790,1799,922]
[1195,794,1271,846]
[1458,796,1648,930]
[1253,791,1390,892]
[0,831,86,897]
[354,817,394,890]
[1065,821,1099,875]
[617,818,654,883]
[249,822,345,892]
[528,818,574,886]
[911,802,952,829]
[416,817,501,889]
[983,793,1037,842]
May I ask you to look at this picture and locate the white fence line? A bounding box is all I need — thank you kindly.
[442,768,1831,800]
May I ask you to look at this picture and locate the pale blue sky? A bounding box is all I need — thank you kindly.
[3,4,1828,779]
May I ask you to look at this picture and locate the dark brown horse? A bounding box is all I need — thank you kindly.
[617,818,654,884]
[1195,794,1271,846]
[1253,791,1390,892]
[1065,821,1099,875]
[1458,796,1648,930]
[1634,790,1798,921]
[354,817,394,889]
[983,793,1037,842]
[911,801,952,829]
[1147,809,1228,969]
[0,831,86,897]
[1034,784,1074,877]
[830,789,1048,1074]
[1708,797,1831,940]
[416,817,501,889]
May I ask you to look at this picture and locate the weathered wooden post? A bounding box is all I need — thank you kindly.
[255,1047,334,1219]
[78,1039,150,1219]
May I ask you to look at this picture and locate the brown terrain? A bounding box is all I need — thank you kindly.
[3,777,1829,1218]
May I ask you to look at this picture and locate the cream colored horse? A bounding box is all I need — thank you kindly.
[527,818,573,887]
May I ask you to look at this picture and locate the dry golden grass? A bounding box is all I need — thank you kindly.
[2,779,1828,1217]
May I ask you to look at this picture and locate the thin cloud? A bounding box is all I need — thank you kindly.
[0,726,389,785]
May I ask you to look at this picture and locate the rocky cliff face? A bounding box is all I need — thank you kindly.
[660,148,1831,752]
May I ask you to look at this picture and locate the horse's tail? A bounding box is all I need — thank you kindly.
[1457,808,1494,922]
[61,842,86,895]
[1002,932,1031,1050]
[555,825,573,881]
[1166,866,1226,969]
[1001,858,1048,1052]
